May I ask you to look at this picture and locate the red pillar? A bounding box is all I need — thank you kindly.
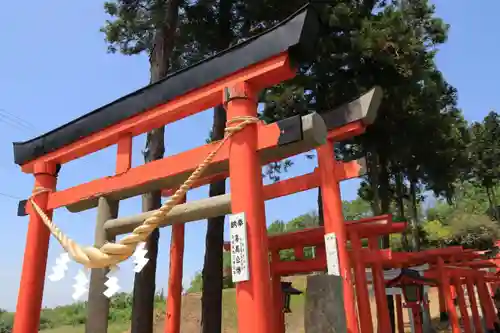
[350,231,374,333]
[317,141,358,333]
[164,195,186,333]
[225,82,273,333]
[395,294,404,333]
[436,263,448,321]
[437,258,460,333]
[465,277,484,333]
[13,162,58,333]
[453,277,472,333]
[476,276,497,332]
[368,237,390,333]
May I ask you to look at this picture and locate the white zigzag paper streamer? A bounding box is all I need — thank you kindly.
[132,242,149,273]
[72,269,89,301]
[104,268,120,298]
[48,253,70,282]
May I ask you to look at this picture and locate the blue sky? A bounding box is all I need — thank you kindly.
[0,1,497,311]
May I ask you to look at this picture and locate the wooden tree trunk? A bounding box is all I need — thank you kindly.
[200,0,233,331]
[377,151,396,333]
[394,171,409,250]
[486,186,494,218]
[131,1,181,332]
[366,149,382,215]
[490,186,499,220]
[200,105,227,333]
[409,179,420,251]
[317,189,324,226]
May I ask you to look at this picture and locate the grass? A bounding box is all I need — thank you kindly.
[41,322,130,333]
[38,279,308,333]
[37,275,463,333]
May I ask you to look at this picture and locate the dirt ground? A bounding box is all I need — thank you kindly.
[152,284,461,333]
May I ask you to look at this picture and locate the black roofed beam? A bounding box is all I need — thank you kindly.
[13,4,320,170]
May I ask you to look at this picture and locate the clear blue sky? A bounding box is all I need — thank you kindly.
[0,1,497,311]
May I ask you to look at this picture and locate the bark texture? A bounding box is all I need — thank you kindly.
[200,0,234,331]
[131,1,181,332]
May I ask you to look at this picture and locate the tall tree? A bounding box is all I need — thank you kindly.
[101,1,183,332]
[261,1,464,330]
[469,111,500,219]
[180,2,237,331]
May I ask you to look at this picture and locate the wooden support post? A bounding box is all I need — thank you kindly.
[316,141,358,333]
[453,277,472,333]
[395,294,404,333]
[105,194,231,236]
[225,82,273,333]
[85,197,119,333]
[350,231,373,333]
[13,163,58,333]
[164,195,186,333]
[368,237,390,333]
[466,277,484,333]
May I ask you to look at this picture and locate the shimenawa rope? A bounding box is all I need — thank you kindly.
[29,116,259,269]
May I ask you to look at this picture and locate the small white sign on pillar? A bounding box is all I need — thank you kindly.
[324,232,340,276]
[229,212,250,283]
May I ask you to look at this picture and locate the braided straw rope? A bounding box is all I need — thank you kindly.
[29,116,259,269]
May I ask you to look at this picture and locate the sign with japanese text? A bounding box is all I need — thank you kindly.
[229,212,250,282]
[324,232,340,276]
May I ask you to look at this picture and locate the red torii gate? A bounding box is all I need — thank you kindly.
[222,215,404,333]
[158,81,382,333]
[225,214,500,333]
[12,5,337,333]
[163,129,376,332]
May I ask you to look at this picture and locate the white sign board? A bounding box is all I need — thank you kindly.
[229,212,250,283]
[324,232,340,276]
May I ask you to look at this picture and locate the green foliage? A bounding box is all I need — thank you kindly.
[446,212,500,249]
[0,309,13,333]
[1,291,166,332]
[469,111,500,187]
[342,197,373,221]
[101,0,187,59]
[252,1,470,252]
[187,251,235,293]
[188,271,203,292]
[468,111,500,219]
[287,211,320,231]
[421,219,452,247]
[421,181,500,250]
[267,219,287,235]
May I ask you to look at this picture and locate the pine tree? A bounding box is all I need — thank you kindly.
[101,1,184,332]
